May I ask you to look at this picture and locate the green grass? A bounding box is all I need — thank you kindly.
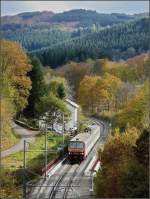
[2,131,69,173]
[1,131,69,198]
[2,128,21,151]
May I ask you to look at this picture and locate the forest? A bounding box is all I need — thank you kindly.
[2,29,72,51]
[1,9,148,54]
[1,38,149,198]
[32,18,149,66]
[1,8,149,199]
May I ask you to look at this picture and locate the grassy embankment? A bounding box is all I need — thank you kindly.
[1,131,69,198]
[2,128,21,151]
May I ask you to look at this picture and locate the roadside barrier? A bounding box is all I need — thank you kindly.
[15,120,39,131]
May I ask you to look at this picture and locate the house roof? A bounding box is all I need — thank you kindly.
[65,99,79,108]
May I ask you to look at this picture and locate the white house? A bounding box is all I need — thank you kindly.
[65,99,79,131]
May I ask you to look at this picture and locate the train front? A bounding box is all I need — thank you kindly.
[68,139,85,161]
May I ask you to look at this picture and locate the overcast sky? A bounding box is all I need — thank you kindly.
[1,1,149,16]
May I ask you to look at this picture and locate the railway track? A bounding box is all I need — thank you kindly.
[28,119,107,199]
[29,159,69,199]
[62,166,78,199]
[48,164,79,199]
[48,164,71,199]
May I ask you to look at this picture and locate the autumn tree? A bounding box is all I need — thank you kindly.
[1,40,32,112]
[92,59,108,75]
[1,40,32,152]
[78,73,122,113]
[119,129,149,198]
[119,160,149,198]
[57,62,92,97]
[117,81,149,129]
[104,53,149,83]
[127,53,149,83]
[115,82,136,110]
[77,75,101,111]
[102,73,122,110]
[94,127,149,198]
[94,128,138,197]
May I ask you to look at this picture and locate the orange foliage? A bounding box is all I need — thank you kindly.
[1,40,32,111]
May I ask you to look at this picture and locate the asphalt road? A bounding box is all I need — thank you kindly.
[1,123,38,158]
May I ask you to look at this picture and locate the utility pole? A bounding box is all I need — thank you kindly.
[62,112,65,157]
[44,122,47,180]
[109,122,112,134]
[23,140,26,199]
[62,112,64,145]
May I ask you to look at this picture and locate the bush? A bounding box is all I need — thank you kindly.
[1,168,22,198]
[119,161,149,198]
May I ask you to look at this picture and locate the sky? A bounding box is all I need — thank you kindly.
[1,1,149,16]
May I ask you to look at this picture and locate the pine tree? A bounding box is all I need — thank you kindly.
[23,56,46,118]
[57,83,66,99]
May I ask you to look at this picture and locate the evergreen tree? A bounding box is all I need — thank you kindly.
[57,83,66,99]
[23,56,46,118]
[32,18,149,67]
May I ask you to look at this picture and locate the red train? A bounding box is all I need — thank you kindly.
[68,124,100,161]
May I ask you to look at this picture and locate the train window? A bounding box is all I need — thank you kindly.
[69,142,76,148]
[69,141,84,149]
[76,142,84,148]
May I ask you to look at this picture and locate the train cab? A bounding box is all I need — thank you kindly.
[68,124,100,163]
[68,138,85,161]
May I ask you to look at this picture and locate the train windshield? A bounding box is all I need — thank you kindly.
[69,141,84,149]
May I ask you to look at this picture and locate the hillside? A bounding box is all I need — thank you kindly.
[2,11,55,28]
[2,9,148,29]
[1,10,148,52]
[50,9,140,27]
[32,18,149,67]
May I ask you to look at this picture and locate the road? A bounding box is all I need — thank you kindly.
[1,123,39,158]
[28,119,109,199]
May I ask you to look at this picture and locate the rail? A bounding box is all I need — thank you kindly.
[48,164,72,199]
[62,166,78,199]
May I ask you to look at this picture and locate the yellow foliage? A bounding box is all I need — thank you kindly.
[102,127,138,167]
[103,73,122,98]
[77,73,122,112]
[0,40,32,149]
[103,53,149,82]
[77,75,101,109]
[1,98,14,133]
[1,40,32,111]
[118,81,149,129]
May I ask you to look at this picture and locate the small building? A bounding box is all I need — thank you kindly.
[65,99,79,131]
